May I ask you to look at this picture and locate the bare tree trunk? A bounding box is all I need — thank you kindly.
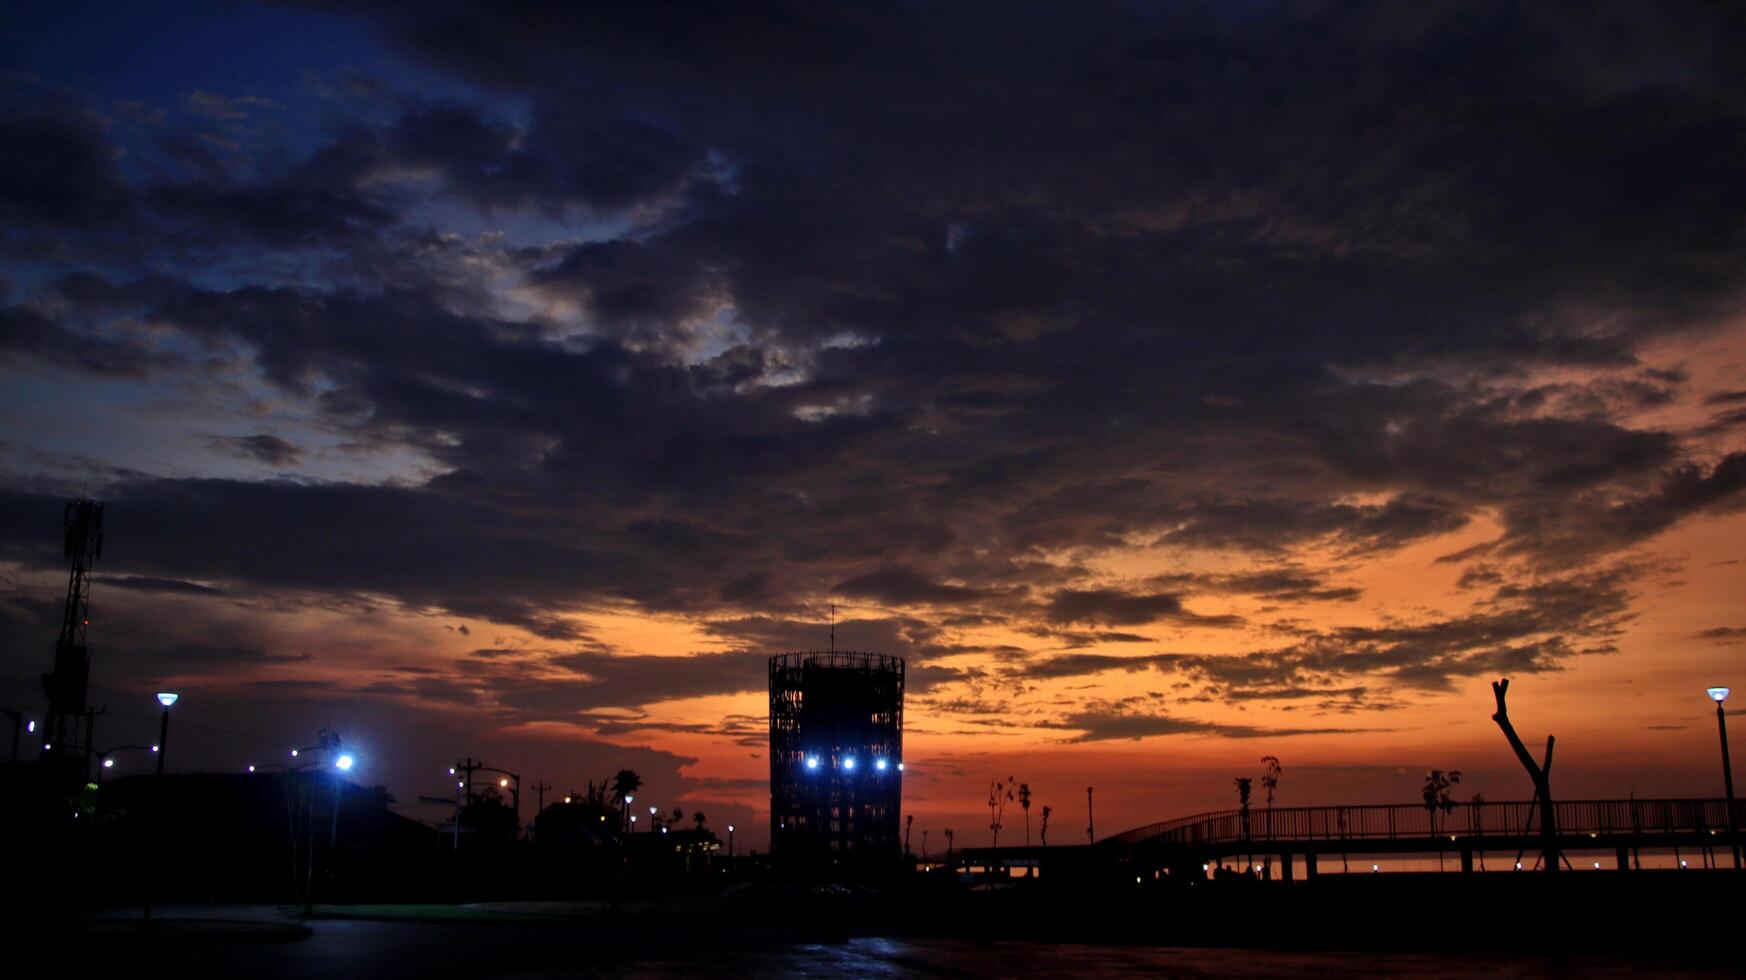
[1491,679,1559,874]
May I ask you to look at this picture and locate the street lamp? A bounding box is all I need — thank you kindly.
[727,824,735,858]
[650,804,658,833]
[1710,686,1739,869]
[154,692,177,776]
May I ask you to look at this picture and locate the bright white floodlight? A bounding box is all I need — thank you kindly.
[842,757,857,772]
[335,754,355,771]
[156,692,179,707]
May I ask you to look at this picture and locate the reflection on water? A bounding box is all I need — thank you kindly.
[613,937,1729,979]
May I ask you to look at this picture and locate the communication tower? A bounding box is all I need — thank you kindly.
[40,499,103,783]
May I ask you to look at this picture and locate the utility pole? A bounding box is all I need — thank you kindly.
[1087,786,1095,844]
[531,781,552,840]
[456,757,480,804]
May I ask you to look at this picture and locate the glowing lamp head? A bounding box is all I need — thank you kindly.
[290,749,299,757]
[248,765,256,773]
[874,758,888,772]
[335,754,355,771]
[804,756,820,771]
[625,795,633,804]
[501,778,510,788]
[563,796,572,804]
[897,762,905,772]
[448,767,457,775]
[150,744,159,753]
[649,805,657,815]
[26,721,35,733]
[1709,687,1731,704]
[156,692,179,707]
[842,757,857,772]
[728,825,735,832]
[102,758,114,768]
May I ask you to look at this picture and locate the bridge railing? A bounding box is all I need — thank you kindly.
[1104,798,1738,849]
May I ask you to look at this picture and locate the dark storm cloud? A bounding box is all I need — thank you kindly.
[206,434,303,467]
[0,99,128,230]
[1043,589,1240,628]
[0,306,175,378]
[833,568,1011,607]
[4,0,1746,739]
[1042,709,1367,744]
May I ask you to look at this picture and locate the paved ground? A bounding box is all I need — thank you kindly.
[16,906,1738,978]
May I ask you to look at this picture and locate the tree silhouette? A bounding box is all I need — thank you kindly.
[1018,783,1033,846]
[988,776,1015,853]
[944,827,955,862]
[1491,678,1560,874]
[1260,756,1282,808]
[1040,804,1052,847]
[461,786,518,847]
[1423,769,1461,870]
[904,813,913,856]
[610,769,641,833]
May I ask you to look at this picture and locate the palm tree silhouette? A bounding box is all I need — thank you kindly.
[610,769,641,832]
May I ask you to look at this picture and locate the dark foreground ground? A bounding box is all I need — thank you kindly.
[22,914,1742,980]
[10,873,1742,977]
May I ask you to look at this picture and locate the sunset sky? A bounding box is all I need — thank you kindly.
[2,1,1745,850]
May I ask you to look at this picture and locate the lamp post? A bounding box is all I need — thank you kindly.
[650,804,658,833]
[154,693,177,776]
[727,824,735,858]
[1709,687,1739,869]
[94,744,152,786]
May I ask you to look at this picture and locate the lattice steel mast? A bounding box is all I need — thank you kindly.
[40,499,103,783]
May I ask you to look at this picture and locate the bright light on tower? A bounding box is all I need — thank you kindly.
[842,757,857,771]
[335,754,355,771]
[874,758,888,771]
[156,692,179,707]
[1709,687,1731,703]
[804,756,820,771]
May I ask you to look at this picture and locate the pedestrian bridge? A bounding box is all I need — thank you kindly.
[957,798,1741,876]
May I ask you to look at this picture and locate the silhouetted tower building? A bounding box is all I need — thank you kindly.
[41,499,103,784]
[768,652,904,863]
